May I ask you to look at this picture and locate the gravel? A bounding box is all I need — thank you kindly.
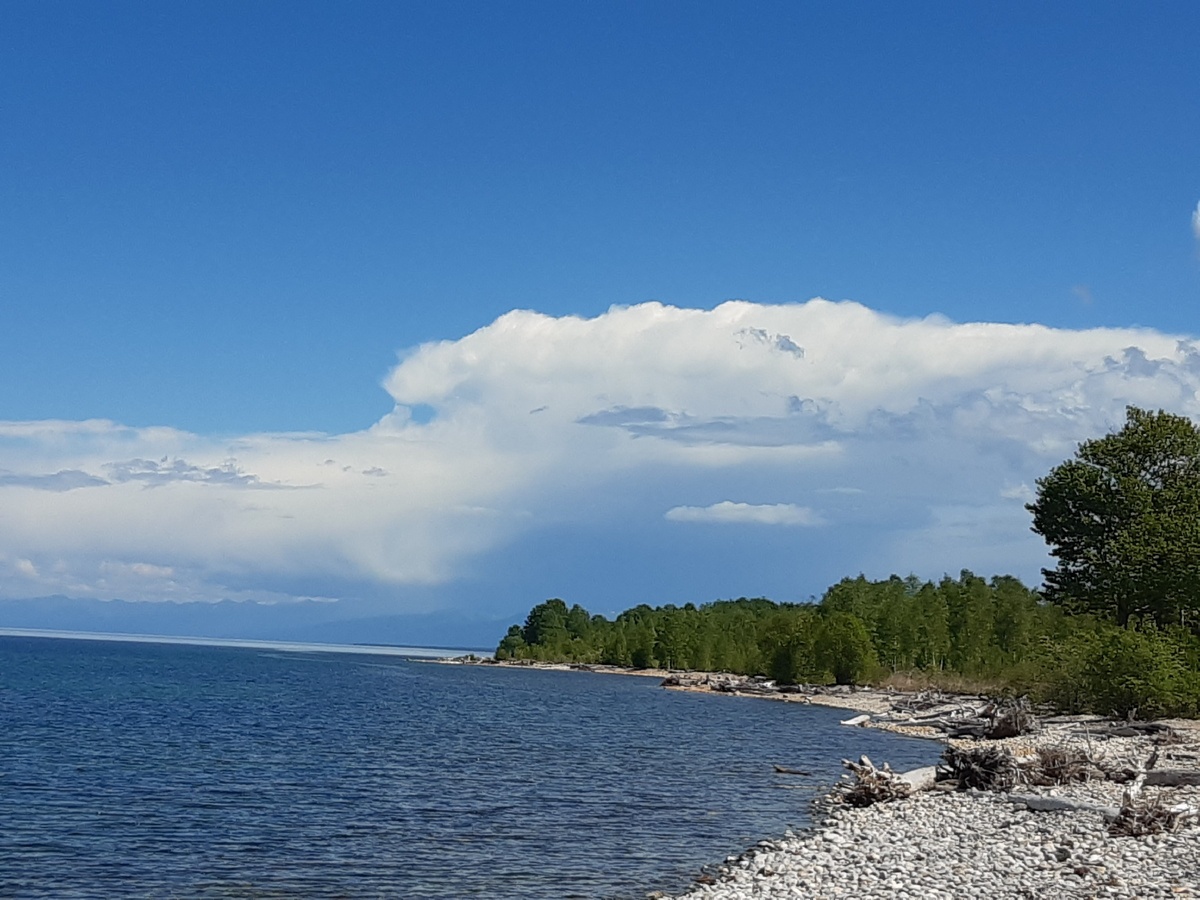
[658,720,1200,900]
[660,789,1199,899]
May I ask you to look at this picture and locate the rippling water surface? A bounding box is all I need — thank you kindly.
[0,635,938,899]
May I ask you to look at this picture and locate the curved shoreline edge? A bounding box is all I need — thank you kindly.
[442,657,1200,899]
[436,657,954,733]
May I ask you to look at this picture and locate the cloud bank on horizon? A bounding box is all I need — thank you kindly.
[2,298,1198,611]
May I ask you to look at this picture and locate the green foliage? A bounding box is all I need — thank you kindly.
[912,582,950,670]
[522,599,563,642]
[496,573,1057,688]
[494,624,526,660]
[1036,623,1200,718]
[1029,406,1200,628]
[759,607,822,684]
[814,612,877,685]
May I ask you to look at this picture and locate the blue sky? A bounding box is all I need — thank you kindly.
[3,2,1200,646]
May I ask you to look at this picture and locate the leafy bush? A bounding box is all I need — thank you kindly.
[1039,624,1200,718]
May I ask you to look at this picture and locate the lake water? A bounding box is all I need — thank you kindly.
[0,635,939,899]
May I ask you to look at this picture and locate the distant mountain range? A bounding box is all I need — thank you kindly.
[0,595,508,652]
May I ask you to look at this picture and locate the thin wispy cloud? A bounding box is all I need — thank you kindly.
[105,457,278,488]
[2,299,1199,609]
[665,501,823,526]
[0,470,107,492]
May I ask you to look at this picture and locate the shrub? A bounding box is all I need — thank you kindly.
[1040,624,1200,718]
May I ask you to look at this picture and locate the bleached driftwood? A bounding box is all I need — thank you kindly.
[1024,745,1104,786]
[838,756,937,807]
[1105,748,1200,835]
[898,765,937,793]
[886,697,1038,740]
[1006,793,1119,817]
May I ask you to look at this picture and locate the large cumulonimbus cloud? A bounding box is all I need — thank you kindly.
[1,298,1198,608]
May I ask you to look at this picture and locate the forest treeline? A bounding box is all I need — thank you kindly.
[497,408,1200,718]
[495,571,1200,718]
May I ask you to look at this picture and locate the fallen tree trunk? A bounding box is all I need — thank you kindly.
[1143,769,1200,788]
[898,765,937,793]
[838,757,938,806]
[1006,793,1119,817]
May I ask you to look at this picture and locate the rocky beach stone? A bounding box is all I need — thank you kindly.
[658,698,1200,900]
[663,787,1199,898]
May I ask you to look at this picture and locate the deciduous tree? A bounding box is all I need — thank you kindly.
[1028,407,1200,628]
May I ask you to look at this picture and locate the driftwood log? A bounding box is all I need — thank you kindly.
[829,719,1200,838]
[939,744,1021,790]
[891,690,985,714]
[884,697,1039,740]
[1075,721,1182,743]
[838,756,937,807]
[1006,793,1119,817]
[773,765,812,776]
[941,742,1112,791]
[1106,749,1200,836]
[937,745,1200,834]
[1144,769,1200,787]
[946,698,1038,739]
[1024,745,1104,786]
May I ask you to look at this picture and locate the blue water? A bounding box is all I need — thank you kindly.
[0,636,938,899]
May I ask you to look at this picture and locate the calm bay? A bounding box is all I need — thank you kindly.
[0,635,938,899]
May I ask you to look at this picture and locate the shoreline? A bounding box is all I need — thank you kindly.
[439,657,945,737]
[445,657,1200,898]
[437,656,898,708]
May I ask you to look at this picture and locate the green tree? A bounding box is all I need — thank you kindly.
[495,624,527,660]
[814,612,877,685]
[872,577,918,672]
[912,582,950,670]
[943,571,995,674]
[1028,407,1200,628]
[821,575,877,622]
[653,606,698,670]
[565,604,592,639]
[523,599,570,654]
[991,575,1037,664]
[601,625,632,666]
[759,608,822,684]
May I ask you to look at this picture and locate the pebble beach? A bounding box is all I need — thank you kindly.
[657,685,1200,899]
[662,786,1199,899]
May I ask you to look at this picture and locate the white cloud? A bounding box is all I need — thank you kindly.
[665,501,823,526]
[1193,201,1200,242]
[2,298,1200,607]
[999,483,1035,502]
